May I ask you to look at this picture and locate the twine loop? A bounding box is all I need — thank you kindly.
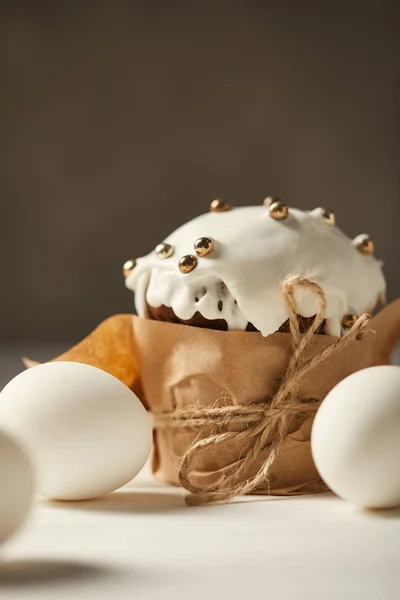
[153,276,370,506]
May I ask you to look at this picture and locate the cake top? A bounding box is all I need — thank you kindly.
[124,200,386,337]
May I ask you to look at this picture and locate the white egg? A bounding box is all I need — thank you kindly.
[0,362,151,501]
[0,428,34,544]
[311,365,400,509]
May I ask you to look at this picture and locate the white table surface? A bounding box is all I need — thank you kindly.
[1,345,400,600]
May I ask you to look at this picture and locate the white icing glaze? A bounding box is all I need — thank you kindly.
[125,206,386,337]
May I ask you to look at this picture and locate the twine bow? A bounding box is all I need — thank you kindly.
[154,276,370,506]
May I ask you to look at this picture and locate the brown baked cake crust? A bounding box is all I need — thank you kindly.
[147,303,325,334]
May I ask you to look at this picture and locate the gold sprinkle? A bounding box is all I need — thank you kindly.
[263,196,281,207]
[342,314,359,329]
[269,200,289,221]
[194,237,214,257]
[122,259,136,278]
[155,242,174,259]
[321,207,336,226]
[353,234,374,255]
[210,198,231,212]
[179,255,198,274]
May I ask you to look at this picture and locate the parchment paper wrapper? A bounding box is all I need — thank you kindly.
[132,302,399,496]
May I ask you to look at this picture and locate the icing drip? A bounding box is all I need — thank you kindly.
[146,271,249,331]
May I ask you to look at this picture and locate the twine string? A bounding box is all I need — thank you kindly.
[152,276,370,506]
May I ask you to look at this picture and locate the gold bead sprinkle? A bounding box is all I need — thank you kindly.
[269,200,289,221]
[155,242,174,259]
[179,254,198,274]
[321,207,336,226]
[263,196,281,207]
[353,234,375,255]
[194,237,214,257]
[122,259,136,278]
[210,198,231,212]
[342,314,359,329]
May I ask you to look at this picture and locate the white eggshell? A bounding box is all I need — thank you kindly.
[0,428,34,544]
[0,362,151,500]
[311,365,400,509]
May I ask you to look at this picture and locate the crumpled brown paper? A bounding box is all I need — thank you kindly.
[32,299,400,497]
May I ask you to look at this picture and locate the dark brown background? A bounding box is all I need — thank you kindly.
[1,1,399,343]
